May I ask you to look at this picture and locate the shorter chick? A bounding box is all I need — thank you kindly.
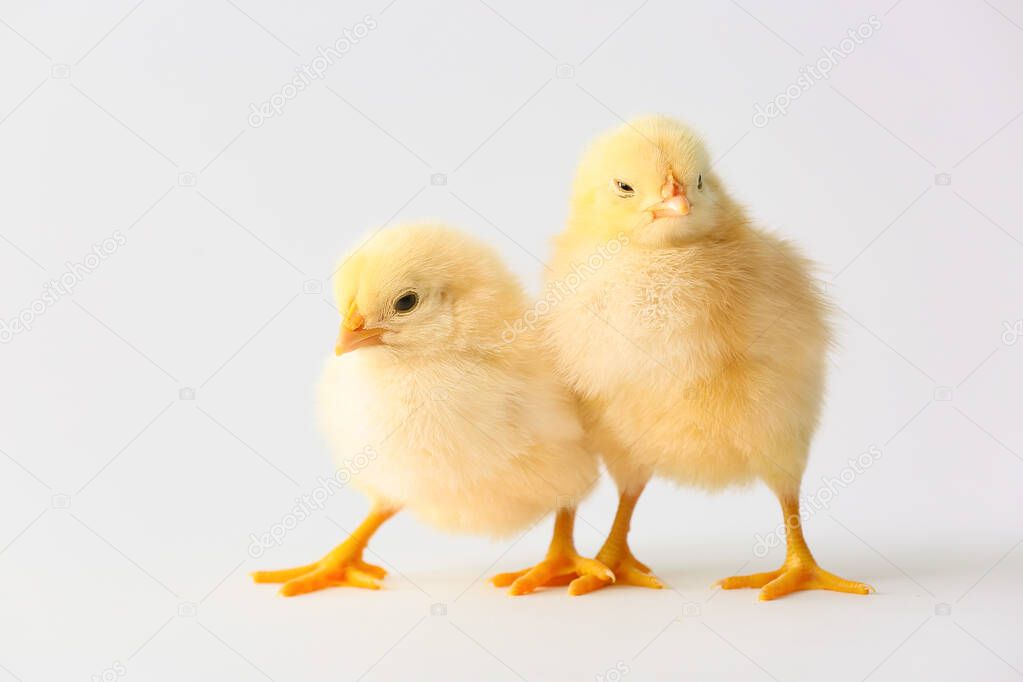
[252,223,611,596]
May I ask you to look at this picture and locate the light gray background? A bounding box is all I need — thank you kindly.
[1,0,1021,680]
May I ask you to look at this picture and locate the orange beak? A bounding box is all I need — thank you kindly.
[335,300,384,356]
[648,174,690,219]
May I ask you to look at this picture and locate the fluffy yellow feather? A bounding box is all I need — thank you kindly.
[544,116,872,599]
[254,223,611,596]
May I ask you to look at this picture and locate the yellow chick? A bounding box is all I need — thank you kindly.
[543,116,873,600]
[252,223,611,596]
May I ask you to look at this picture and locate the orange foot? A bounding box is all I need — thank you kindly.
[491,552,614,596]
[568,546,663,596]
[252,550,387,597]
[717,559,873,601]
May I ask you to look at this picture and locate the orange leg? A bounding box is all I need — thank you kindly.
[568,487,663,596]
[252,504,398,596]
[491,507,614,596]
[717,494,873,600]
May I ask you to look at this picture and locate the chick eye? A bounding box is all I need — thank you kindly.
[393,292,418,313]
[697,174,703,190]
[612,179,635,198]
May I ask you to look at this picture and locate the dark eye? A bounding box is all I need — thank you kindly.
[697,174,703,190]
[613,179,635,197]
[394,292,418,313]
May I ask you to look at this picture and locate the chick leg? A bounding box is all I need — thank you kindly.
[717,494,873,600]
[490,507,614,596]
[568,485,663,595]
[251,504,398,597]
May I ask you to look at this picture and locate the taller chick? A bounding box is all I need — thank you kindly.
[543,116,872,600]
[253,223,610,596]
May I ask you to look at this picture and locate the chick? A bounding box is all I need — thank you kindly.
[543,116,872,600]
[252,223,611,596]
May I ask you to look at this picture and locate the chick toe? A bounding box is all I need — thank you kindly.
[494,508,613,596]
[274,562,385,597]
[751,565,873,601]
[573,488,663,594]
[617,564,663,589]
[253,506,396,597]
[719,495,873,600]
[489,569,527,588]
[355,559,387,579]
[567,575,607,596]
[504,555,613,596]
[251,562,320,584]
[586,551,663,594]
[715,570,781,590]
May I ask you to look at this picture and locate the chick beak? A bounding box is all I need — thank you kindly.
[648,175,691,219]
[335,301,384,356]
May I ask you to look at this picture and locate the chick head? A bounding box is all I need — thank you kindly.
[332,223,525,358]
[570,116,732,246]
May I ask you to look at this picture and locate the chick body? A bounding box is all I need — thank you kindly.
[318,322,595,536]
[254,223,607,597]
[547,220,827,496]
[542,117,871,599]
[319,224,596,535]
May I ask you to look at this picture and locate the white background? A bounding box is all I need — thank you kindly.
[1,0,1022,680]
